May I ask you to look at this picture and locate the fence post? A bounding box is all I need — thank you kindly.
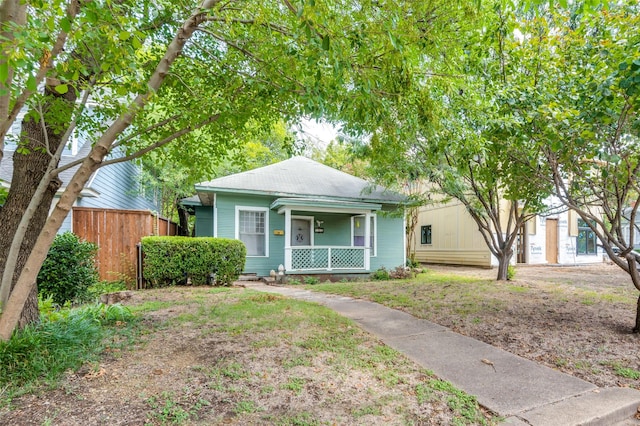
[136,243,144,290]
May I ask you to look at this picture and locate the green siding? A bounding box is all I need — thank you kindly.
[196,193,405,277]
[371,211,405,271]
[216,194,283,276]
[194,206,213,237]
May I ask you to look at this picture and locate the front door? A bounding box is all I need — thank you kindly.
[546,219,558,264]
[291,219,311,246]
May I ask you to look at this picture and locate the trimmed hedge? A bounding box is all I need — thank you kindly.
[141,236,246,287]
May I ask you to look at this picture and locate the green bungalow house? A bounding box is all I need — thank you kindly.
[183,156,406,277]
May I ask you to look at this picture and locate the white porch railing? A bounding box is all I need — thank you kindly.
[287,246,368,271]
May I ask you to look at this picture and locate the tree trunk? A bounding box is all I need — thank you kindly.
[0,0,26,160]
[177,202,190,236]
[496,249,513,281]
[634,295,640,334]
[0,85,74,327]
[0,0,218,340]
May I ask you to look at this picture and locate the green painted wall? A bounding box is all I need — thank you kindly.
[194,206,213,237]
[215,193,284,276]
[292,212,351,246]
[195,193,405,277]
[371,211,405,271]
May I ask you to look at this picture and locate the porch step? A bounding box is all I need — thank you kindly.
[261,277,278,285]
[237,273,261,281]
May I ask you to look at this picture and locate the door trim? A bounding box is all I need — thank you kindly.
[291,215,314,246]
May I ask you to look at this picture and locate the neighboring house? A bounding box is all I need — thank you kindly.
[412,197,603,268]
[0,139,169,281]
[0,141,160,231]
[621,206,640,251]
[183,156,406,277]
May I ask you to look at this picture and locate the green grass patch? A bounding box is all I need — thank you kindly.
[0,303,137,404]
[234,400,259,414]
[145,390,210,424]
[352,404,382,417]
[615,367,640,379]
[202,288,491,424]
[129,300,173,313]
[506,284,529,293]
[281,377,306,395]
[428,379,488,425]
[270,412,320,425]
[308,271,504,320]
[605,361,640,379]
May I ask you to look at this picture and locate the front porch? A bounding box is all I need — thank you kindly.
[272,197,379,274]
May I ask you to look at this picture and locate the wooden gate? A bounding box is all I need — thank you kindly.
[72,207,177,282]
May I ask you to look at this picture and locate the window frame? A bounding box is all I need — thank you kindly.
[421,225,432,245]
[351,214,377,257]
[235,206,269,257]
[576,219,597,255]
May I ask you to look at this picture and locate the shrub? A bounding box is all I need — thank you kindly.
[142,236,246,287]
[37,232,99,305]
[507,265,516,280]
[0,301,135,398]
[303,276,319,285]
[371,267,390,281]
[389,265,413,280]
[406,256,420,269]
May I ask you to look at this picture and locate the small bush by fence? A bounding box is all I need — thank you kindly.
[141,236,246,287]
[37,232,99,305]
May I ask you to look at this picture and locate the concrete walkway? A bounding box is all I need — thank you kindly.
[243,282,640,425]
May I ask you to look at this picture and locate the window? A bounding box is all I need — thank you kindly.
[421,225,432,245]
[352,215,376,256]
[577,219,597,255]
[236,207,268,256]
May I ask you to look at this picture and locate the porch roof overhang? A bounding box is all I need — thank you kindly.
[270,197,381,214]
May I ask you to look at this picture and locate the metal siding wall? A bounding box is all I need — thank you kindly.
[413,200,492,267]
[79,161,159,211]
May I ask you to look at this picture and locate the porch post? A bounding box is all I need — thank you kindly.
[213,193,218,237]
[284,208,292,271]
[364,213,371,270]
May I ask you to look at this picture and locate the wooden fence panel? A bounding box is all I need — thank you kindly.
[72,207,176,282]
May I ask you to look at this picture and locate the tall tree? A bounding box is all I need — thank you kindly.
[528,2,640,331]
[365,2,555,280]
[0,0,464,339]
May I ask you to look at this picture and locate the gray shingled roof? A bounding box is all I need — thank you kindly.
[195,156,405,204]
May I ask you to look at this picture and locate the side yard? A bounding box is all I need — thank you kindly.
[1,287,492,426]
[308,263,640,389]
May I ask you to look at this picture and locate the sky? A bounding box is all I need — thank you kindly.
[298,118,340,148]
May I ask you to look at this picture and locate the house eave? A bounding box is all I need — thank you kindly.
[194,186,403,206]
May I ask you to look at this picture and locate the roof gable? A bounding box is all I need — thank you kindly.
[195,156,404,204]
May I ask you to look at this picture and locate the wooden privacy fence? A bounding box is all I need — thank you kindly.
[72,207,177,283]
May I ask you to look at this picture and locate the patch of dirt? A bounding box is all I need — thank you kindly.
[424,263,640,389]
